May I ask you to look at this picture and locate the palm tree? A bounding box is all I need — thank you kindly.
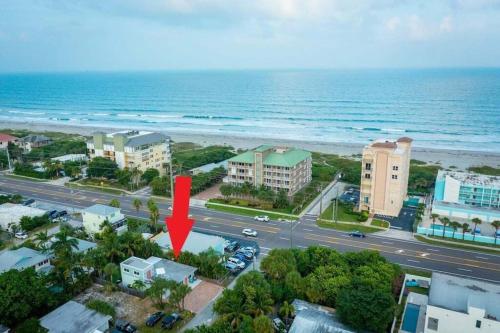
[462,223,470,240]
[109,199,120,208]
[450,221,461,240]
[34,230,50,253]
[491,220,500,245]
[471,217,482,241]
[132,198,142,213]
[131,168,142,190]
[149,202,159,231]
[439,217,450,238]
[279,301,295,325]
[431,213,439,237]
[103,262,119,284]
[50,232,79,257]
[131,279,146,291]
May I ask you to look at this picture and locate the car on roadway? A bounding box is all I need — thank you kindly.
[242,228,258,237]
[22,198,35,206]
[161,312,182,329]
[14,232,28,239]
[254,215,270,222]
[145,311,164,327]
[348,230,366,238]
[227,257,246,269]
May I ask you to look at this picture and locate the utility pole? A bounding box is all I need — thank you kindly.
[319,184,324,215]
[5,146,12,171]
[290,219,293,249]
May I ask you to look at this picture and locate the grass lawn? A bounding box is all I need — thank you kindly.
[371,219,389,228]
[320,202,360,222]
[66,182,125,195]
[407,286,429,295]
[6,174,48,182]
[414,235,500,255]
[209,198,294,214]
[206,202,297,220]
[317,219,381,233]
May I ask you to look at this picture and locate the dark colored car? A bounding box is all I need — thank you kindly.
[47,210,58,219]
[55,210,68,218]
[115,319,137,333]
[348,231,366,238]
[22,198,35,206]
[161,313,181,329]
[235,250,254,260]
[224,241,240,252]
[146,311,164,327]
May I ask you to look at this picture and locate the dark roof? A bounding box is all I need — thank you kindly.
[397,137,413,143]
[125,132,169,147]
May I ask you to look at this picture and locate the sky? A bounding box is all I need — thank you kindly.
[1,0,500,72]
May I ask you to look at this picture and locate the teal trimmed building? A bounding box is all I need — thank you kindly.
[432,170,500,222]
[226,145,312,195]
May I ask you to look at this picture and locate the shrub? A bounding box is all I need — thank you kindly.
[86,299,116,318]
[357,210,369,222]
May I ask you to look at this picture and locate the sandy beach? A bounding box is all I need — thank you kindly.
[3,120,500,170]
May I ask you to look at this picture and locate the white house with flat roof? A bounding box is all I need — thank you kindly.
[120,256,197,288]
[424,272,500,333]
[0,203,46,232]
[0,247,51,273]
[40,300,112,333]
[151,231,225,255]
[289,299,355,333]
[82,204,126,235]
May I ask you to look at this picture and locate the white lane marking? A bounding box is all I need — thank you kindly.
[407,259,420,263]
[260,246,272,250]
[297,245,307,248]
[395,249,404,254]
[426,248,440,252]
[382,241,393,245]
[390,226,402,229]
[420,253,430,257]
[210,225,220,228]
[476,256,488,260]
[401,264,498,284]
[279,237,290,241]
[457,268,472,272]
[303,228,315,232]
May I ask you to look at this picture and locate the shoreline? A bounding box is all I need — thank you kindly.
[3,121,500,170]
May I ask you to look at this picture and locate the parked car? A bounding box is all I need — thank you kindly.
[224,241,240,252]
[14,231,28,239]
[145,311,164,327]
[272,317,286,332]
[241,246,256,255]
[348,230,366,238]
[47,210,58,219]
[227,257,246,269]
[115,319,137,333]
[254,215,270,222]
[242,228,258,237]
[235,250,254,260]
[22,198,35,206]
[224,262,241,274]
[161,313,181,329]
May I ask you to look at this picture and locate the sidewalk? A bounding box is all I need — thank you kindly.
[416,234,500,252]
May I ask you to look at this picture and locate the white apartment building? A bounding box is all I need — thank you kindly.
[87,130,170,176]
[226,145,312,195]
[359,137,412,217]
[424,273,500,333]
[81,204,126,235]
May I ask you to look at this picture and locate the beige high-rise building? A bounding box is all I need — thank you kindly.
[87,130,171,176]
[359,137,412,217]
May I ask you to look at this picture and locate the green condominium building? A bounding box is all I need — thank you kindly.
[226,145,312,195]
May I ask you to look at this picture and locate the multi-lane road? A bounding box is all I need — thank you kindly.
[1,175,499,283]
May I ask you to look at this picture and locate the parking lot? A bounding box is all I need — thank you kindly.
[375,206,416,231]
[339,186,360,206]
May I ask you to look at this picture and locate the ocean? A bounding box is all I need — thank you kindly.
[0,68,499,152]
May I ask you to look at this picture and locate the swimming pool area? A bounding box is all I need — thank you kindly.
[401,303,421,333]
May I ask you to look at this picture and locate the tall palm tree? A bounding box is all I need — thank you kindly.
[450,221,461,240]
[50,232,79,257]
[109,199,120,208]
[439,217,450,238]
[131,168,142,190]
[491,220,500,245]
[471,217,482,241]
[462,223,470,240]
[132,198,142,213]
[149,202,159,231]
[34,230,50,253]
[430,213,439,237]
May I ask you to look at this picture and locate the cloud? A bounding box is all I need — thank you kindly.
[440,16,453,33]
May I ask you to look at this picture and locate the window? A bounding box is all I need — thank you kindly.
[392,165,399,171]
[134,271,139,276]
[392,175,398,180]
[365,173,371,179]
[427,318,439,331]
[476,320,481,328]
[124,268,129,272]
[365,163,371,170]
[364,196,369,204]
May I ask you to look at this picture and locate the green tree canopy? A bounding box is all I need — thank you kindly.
[87,157,118,179]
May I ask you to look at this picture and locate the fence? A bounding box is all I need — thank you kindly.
[416,226,498,245]
[94,277,146,298]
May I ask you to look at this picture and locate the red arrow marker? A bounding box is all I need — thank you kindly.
[165,176,195,258]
